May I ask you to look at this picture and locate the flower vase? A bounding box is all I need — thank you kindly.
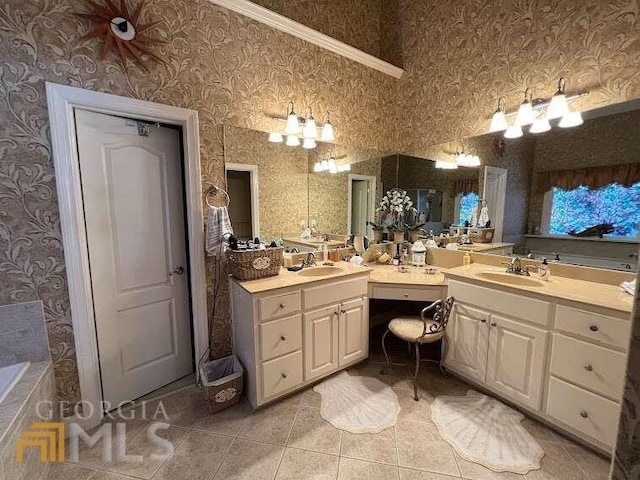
[392,229,406,243]
[372,228,383,244]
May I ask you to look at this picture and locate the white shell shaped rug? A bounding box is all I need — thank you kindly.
[313,371,400,434]
[431,390,544,474]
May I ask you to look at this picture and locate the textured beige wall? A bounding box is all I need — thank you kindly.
[0,0,395,409]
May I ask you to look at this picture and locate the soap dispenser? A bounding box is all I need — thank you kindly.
[538,258,551,281]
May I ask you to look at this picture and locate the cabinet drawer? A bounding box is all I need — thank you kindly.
[448,280,551,326]
[259,315,302,362]
[555,305,630,350]
[304,275,367,310]
[546,376,619,448]
[259,291,301,322]
[550,334,626,400]
[261,350,303,399]
[369,285,441,302]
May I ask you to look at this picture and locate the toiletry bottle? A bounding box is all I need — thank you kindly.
[462,251,471,266]
[392,252,400,266]
[350,253,363,266]
[538,258,550,281]
[322,244,328,262]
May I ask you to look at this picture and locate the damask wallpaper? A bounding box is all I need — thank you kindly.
[0,0,395,410]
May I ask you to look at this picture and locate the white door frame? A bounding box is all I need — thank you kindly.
[347,174,377,237]
[46,82,208,430]
[225,163,260,238]
[482,166,508,242]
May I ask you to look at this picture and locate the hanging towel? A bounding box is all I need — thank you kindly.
[206,206,234,256]
[620,279,636,296]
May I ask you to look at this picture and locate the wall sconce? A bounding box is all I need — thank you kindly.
[268,102,335,149]
[489,77,587,138]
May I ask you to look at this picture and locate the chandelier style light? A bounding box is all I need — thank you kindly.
[488,77,586,138]
[269,102,335,149]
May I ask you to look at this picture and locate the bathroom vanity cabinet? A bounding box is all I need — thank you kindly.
[230,273,369,408]
[445,277,631,452]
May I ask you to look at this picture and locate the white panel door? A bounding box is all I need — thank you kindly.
[338,297,368,367]
[304,305,339,381]
[486,315,548,410]
[75,110,193,407]
[445,303,490,382]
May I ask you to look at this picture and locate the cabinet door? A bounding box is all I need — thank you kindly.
[304,304,339,381]
[446,303,490,382]
[339,297,368,367]
[486,315,548,410]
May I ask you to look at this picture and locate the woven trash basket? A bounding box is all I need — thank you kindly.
[200,355,244,413]
[227,247,283,280]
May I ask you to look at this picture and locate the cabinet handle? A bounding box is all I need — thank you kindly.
[341,309,346,314]
[584,364,593,372]
[280,335,286,341]
[281,372,288,379]
[278,303,285,309]
[403,293,409,298]
[490,322,497,327]
[580,410,589,418]
[480,318,487,324]
[589,325,599,332]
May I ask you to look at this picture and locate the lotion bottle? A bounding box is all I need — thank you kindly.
[538,258,550,281]
[462,251,471,266]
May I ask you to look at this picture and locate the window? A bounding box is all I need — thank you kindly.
[547,183,640,237]
[457,192,479,225]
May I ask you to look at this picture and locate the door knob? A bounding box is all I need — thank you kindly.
[171,266,185,275]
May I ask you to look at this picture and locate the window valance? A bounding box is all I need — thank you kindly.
[537,163,640,193]
[453,178,479,196]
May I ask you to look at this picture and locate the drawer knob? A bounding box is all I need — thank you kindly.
[589,325,599,332]
[584,364,593,372]
[280,335,286,341]
[480,318,487,324]
[281,372,288,379]
[278,303,285,309]
[580,410,589,418]
[341,309,346,314]
[491,322,497,327]
[403,293,409,298]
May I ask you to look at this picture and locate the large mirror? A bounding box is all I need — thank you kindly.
[223,98,640,270]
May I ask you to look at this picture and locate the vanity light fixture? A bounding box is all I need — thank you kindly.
[303,107,318,139]
[286,134,300,147]
[302,138,317,149]
[489,96,508,133]
[313,155,350,174]
[435,160,458,170]
[268,103,335,149]
[489,77,588,138]
[454,151,481,167]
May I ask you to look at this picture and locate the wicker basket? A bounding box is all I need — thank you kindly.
[200,355,244,414]
[468,228,495,243]
[227,247,284,280]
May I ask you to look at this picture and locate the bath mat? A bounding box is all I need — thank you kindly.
[313,371,400,433]
[431,390,544,474]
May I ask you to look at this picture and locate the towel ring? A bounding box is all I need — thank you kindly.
[205,185,230,208]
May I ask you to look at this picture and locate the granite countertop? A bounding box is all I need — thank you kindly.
[444,264,634,314]
[366,263,448,286]
[233,261,372,294]
[456,242,514,252]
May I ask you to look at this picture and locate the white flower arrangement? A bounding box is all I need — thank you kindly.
[376,189,417,230]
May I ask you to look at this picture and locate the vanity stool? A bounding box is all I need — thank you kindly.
[380,296,455,401]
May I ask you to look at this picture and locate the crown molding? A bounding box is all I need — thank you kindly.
[208,0,405,79]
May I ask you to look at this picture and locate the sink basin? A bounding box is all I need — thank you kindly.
[476,271,544,287]
[298,266,344,277]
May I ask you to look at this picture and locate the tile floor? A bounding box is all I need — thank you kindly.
[45,361,612,480]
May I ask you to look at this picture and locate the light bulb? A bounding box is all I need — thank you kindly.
[268,132,283,143]
[435,160,458,169]
[285,103,299,135]
[516,102,535,126]
[286,134,300,147]
[489,111,508,133]
[302,113,317,139]
[302,138,316,149]
[321,121,335,142]
[547,78,569,120]
[504,123,523,139]
[558,110,584,128]
[530,117,551,134]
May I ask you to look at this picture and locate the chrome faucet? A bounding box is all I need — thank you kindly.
[503,257,526,275]
[303,252,316,267]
